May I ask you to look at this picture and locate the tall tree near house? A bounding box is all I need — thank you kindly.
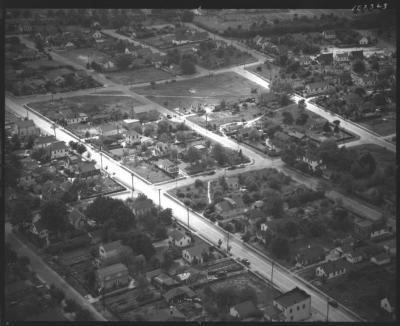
[10,199,32,228]
[114,53,133,70]
[271,237,290,259]
[40,200,68,235]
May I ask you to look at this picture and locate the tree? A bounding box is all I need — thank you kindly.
[161,250,174,270]
[323,121,332,132]
[282,111,294,125]
[128,233,155,260]
[271,237,290,259]
[10,199,32,227]
[239,287,257,304]
[75,308,92,321]
[10,134,21,150]
[114,53,133,70]
[49,285,65,304]
[248,128,261,141]
[159,208,173,225]
[262,190,284,218]
[180,59,196,75]
[186,146,201,163]
[352,60,366,74]
[64,299,78,313]
[281,221,298,238]
[40,200,68,234]
[212,144,228,166]
[6,243,17,264]
[214,286,238,310]
[31,147,51,164]
[241,231,251,242]
[318,139,338,165]
[154,225,167,240]
[194,179,204,188]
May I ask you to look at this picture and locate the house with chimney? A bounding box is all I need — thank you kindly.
[169,229,192,248]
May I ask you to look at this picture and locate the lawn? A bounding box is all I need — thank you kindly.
[351,144,395,169]
[134,72,264,109]
[245,63,281,81]
[58,47,111,67]
[106,67,174,85]
[206,272,281,306]
[360,114,396,136]
[124,161,172,184]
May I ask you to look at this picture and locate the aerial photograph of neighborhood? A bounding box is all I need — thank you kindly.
[3,6,397,323]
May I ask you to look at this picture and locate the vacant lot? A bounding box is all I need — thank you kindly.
[107,67,174,85]
[59,47,111,67]
[134,72,264,109]
[360,114,396,136]
[319,263,396,321]
[29,95,144,116]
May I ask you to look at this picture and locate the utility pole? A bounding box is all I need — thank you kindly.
[187,205,190,230]
[131,172,134,197]
[158,188,161,211]
[99,145,103,170]
[271,261,275,284]
[226,231,230,252]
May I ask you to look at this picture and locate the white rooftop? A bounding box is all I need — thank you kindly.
[123,119,140,123]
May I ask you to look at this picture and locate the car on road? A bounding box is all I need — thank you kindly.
[166,114,172,119]
[240,258,250,267]
[227,166,237,170]
[207,171,216,175]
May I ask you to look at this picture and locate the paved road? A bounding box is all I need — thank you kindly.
[5,223,107,322]
[6,98,362,322]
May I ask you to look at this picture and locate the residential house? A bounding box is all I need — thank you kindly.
[90,113,110,124]
[193,143,208,154]
[163,286,196,304]
[14,119,38,138]
[64,155,80,169]
[299,55,311,66]
[350,50,364,61]
[322,30,336,40]
[334,52,349,63]
[73,161,100,179]
[317,53,333,65]
[370,222,390,240]
[148,307,186,321]
[256,221,277,244]
[153,273,180,291]
[99,240,133,266]
[92,30,103,40]
[300,154,325,172]
[130,198,154,216]
[49,141,68,159]
[68,208,87,230]
[303,81,332,96]
[230,300,261,320]
[354,218,373,239]
[98,124,120,137]
[95,263,129,292]
[33,135,56,149]
[182,243,209,264]
[295,245,325,266]
[63,112,88,125]
[146,268,164,282]
[29,218,50,246]
[383,239,396,257]
[351,72,376,88]
[154,159,179,175]
[370,252,391,266]
[122,118,141,130]
[380,293,396,316]
[125,129,142,145]
[226,176,240,190]
[345,248,365,264]
[359,36,369,45]
[288,131,306,141]
[315,258,347,279]
[169,229,192,248]
[215,195,247,219]
[272,287,311,322]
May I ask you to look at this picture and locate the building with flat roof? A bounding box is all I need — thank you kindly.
[273,287,311,322]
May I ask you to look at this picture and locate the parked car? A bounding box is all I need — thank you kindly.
[227,166,237,170]
[167,114,172,119]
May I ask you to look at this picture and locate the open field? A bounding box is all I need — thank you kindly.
[58,47,111,67]
[194,9,355,32]
[134,72,264,109]
[29,95,144,117]
[106,67,174,85]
